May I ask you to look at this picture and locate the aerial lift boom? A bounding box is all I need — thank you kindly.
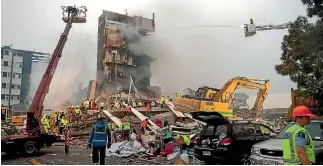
[243,18,292,37]
[2,6,87,157]
[27,6,87,135]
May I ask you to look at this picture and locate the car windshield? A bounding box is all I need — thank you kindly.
[276,121,323,141]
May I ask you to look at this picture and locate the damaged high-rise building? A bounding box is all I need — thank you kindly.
[97,10,155,91]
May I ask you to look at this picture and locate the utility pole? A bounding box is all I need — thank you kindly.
[8,49,15,108]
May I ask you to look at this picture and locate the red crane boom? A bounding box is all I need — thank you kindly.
[26,6,87,135]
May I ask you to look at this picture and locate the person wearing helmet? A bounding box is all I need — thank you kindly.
[160,96,165,108]
[74,106,81,123]
[121,118,131,141]
[88,114,111,165]
[282,106,315,165]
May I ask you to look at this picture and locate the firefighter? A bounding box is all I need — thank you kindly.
[41,114,51,133]
[88,114,111,165]
[140,118,149,134]
[99,101,105,111]
[146,103,151,117]
[282,106,315,165]
[160,96,165,108]
[85,98,90,110]
[121,117,131,141]
[155,117,163,128]
[74,106,81,123]
[60,114,69,134]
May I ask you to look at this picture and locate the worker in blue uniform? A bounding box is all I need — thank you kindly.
[88,114,111,165]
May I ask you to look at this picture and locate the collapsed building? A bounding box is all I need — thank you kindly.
[97,10,157,94]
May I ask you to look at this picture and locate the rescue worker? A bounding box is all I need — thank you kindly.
[99,101,105,111]
[140,118,149,134]
[137,100,142,107]
[85,98,90,110]
[155,117,163,128]
[177,91,182,97]
[282,106,315,165]
[125,104,131,117]
[41,114,51,133]
[121,118,131,141]
[74,106,81,123]
[146,103,151,118]
[160,96,165,108]
[178,135,191,153]
[60,114,69,134]
[88,115,111,165]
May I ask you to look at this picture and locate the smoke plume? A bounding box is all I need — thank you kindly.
[29,30,97,109]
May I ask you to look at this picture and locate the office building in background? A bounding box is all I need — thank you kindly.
[1,46,50,106]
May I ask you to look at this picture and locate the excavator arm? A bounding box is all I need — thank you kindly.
[214,77,270,119]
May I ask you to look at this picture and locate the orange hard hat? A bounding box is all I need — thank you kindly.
[292,106,314,117]
[124,118,129,122]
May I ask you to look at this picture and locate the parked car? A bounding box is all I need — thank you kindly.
[250,120,323,165]
[192,112,277,165]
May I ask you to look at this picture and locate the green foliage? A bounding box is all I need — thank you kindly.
[275,16,323,95]
[301,0,323,19]
[275,14,323,114]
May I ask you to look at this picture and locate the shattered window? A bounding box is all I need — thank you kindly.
[203,125,215,136]
[233,123,258,137]
[259,125,272,135]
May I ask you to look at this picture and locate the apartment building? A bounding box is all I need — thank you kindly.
[97,10,155,90]
[1,46,50,106]
[1,46,23,105]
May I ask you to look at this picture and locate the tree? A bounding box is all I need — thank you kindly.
[275,16,323,114]
[301,0,323,19]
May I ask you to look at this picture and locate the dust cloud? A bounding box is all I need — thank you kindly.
[29,30,96,109]
[125,0,252,94]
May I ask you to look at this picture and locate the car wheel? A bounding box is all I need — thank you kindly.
[241,153,251,165]
[22,141,37,156]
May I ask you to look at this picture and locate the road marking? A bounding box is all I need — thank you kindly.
[28,159,43,165]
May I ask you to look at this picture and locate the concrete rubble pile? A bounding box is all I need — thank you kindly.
[1,121,18,136]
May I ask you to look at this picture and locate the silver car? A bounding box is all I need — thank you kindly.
[250,120,323,165]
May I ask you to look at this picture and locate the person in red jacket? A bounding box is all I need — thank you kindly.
[155,117,162,128]
[125,104,131,116]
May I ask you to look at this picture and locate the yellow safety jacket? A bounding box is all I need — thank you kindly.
[122,122,131,131]
[61,118,69,126]
[99,102,105,107]
[282,124,315,165]
[75,108,81,114]
[180,135,191,145]
[160,97,165,103]
[42,118,50,133]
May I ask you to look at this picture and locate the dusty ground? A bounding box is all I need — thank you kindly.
[1,143,159,165]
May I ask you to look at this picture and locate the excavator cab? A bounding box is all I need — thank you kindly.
[244,18,257,37]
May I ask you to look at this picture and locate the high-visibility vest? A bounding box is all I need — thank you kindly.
[75,108,81,114]
[282,124,315,164]
[89,122,108,147]
[122,122,131,130]
[160,97,165,103]
[99,102,105,107]
[61,118,69,126]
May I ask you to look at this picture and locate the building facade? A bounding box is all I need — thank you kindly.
[1,46,50,106]
[97,10,155,91]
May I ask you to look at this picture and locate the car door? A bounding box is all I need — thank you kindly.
[232,123,263,154]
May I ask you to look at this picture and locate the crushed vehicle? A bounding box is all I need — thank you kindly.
[250,120,323,165]
[192,111,276,165]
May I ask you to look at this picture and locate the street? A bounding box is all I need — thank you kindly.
[1,143,159,165]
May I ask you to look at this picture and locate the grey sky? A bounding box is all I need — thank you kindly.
[1,0,308,108]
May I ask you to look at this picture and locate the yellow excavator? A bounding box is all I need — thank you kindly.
[182,86,219,100]
[174,76,270,119]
